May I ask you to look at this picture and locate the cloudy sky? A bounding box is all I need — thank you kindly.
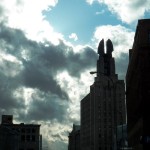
[0,0,150,149]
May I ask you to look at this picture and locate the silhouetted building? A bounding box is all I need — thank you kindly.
[68,124,80,150]
[126,19,150,150]
[0,115,42,150]
[80,39,126,150]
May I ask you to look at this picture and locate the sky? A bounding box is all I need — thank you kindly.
[0,0,150,149]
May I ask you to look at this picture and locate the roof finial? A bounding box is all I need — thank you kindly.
[98,39,104,56]
[106,39,113,55]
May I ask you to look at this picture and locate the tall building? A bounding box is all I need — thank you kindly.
[0,115,42,150]
[126,19,150,150]
[68,124,80,150]
[80,39,126,150]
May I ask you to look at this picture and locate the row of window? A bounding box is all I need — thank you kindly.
[99,146,112,150]
[21,135,36,142]
[19,149,34,150]
[21,128,36,133]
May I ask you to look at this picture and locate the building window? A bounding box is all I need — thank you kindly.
[31,135,36,142]
[27,128,31,133]
[21,128,25,133]
[26,135,30,141]
[32,128,36,133]
[21,135,25,141]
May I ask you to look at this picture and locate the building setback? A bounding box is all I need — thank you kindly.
[0,115,42,150]
[68,124,80,150]
[80,39,126,150]
[126,19,150,150]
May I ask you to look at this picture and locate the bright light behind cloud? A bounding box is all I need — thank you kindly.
[13,87,34,106]
[0,0,63,45]
[73,44,92,53]
[41,121,70,149]
[93,25,135,57]
[56,70,94,123]
[13,87,34,115]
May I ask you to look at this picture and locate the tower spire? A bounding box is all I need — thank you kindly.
[98,39,104,56]
[97,39,115,76]
[106,39,113,57]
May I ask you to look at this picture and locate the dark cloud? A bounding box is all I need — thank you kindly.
[38,41,97,77]
[0,71,24,110]
[22,61,68,98]
[0,23,39,57]
[0,23,97,123]
[66,46,98,77]
[25,92,68,122]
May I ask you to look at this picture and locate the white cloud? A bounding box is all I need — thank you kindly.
[96,10,105,15]
[69,33,78,41]
[0,52,23,77]
[93,24,135,57]
[86,0,95,5]
[40,120,70,150]
[0,0,63,45]
[87,0,150,24]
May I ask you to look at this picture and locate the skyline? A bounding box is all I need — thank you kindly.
[0,0,150,149]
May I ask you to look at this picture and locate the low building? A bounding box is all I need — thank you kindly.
[0,115,42,150]
[68,124,80,150]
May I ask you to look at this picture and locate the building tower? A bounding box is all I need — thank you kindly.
[80,39,126,150]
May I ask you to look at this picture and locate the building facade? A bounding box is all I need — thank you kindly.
[0,115,42,150]
[80,39,126,150]
[126,19,150,150]
[68,124,80,150]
